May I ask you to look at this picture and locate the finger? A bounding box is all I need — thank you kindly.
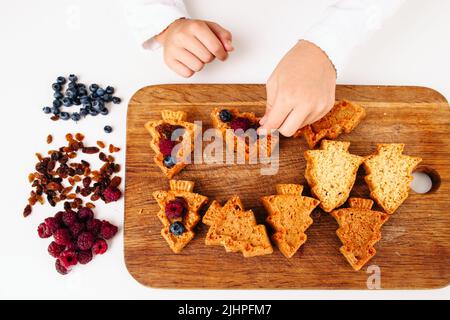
[195,26,228,61]
[166,59,194,78]
[184,37,215,63]
[258,98,292,133]
[302,109,326,127]
[279,107,312,137]
[206,21,234,51]
[260,83,276,125]
[174,48,204,72]
[302,101,333,127]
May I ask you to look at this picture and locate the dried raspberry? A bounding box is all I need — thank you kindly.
[156,123,183,139]
[230,117,251,132]
[86,219,102,235]
[69,221,85,237]
[77,207,93,221]
[48,241,65,258]
[62,210,78,226]
[53,228,72,245]
[55,258,69,275]
[37,223,52,238]
[59,250,78,268]
[164,197,187,219]
[77,250,93,265]
[102,187,122,203]
[100,221,118,240]
[44,217,60,234]
[53,211,64,224]
[158,138,176,156]
[77,232,95,250]
[92,239,108,255]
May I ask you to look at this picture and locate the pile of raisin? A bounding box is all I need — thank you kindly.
[24,133,122,217]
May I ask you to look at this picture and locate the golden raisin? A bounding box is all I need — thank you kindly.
[47,134,53,144]
[97,141,106,148]
[65,133,74,142]
[28,173,35,183]
[75,133,85,141]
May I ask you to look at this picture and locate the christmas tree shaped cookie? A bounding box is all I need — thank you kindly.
[261,184,320,258]
[211,107,278,160]
[294,100,366,148]
[145,110,197,178]
[153,180,208,253]
[202,196,273,257]
[364,143,422,214]
[331,198,389,271]
[305,140,364,212]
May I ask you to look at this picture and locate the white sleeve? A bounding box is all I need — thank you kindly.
[302,0,405,74]
[118,0,189,50]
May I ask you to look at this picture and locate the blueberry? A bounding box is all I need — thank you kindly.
[89,108,99,116]
[169,222,185,236]
[96,88,105,96]
[51,107,60,115]
[163,155,176,168]
[100,108,109,115]
[53,91,63,99]
[68,74,77,82]
[56,76,66,85]
[92,100,104,110]
[219,109,233,122]
[79,108,89,117]
[82,100,92,108]
[89,84,99,92]
[42,106,52,114]
[53,99,62,108]
[78,88,87,96]
[66,88,77,99]
[105,86,114,94]
[60,112,70,120]
[104,125,113,133]
[72,98,81,106]
[112,97,121,104]
[71,112,81,122]
[62,97,73,107]
[52,83,62,91]
[102,94,112,102]
[80,95,90,102]
[77,83,86,90]
[68,82,77,89]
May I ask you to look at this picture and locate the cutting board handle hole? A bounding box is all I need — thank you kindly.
[411,166,441,194]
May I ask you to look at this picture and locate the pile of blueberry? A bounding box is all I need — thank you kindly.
[42,74,121,124]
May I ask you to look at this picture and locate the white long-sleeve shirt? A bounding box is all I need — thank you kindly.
[119,0,405,73]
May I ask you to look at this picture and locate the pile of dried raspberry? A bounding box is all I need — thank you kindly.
[38,206,118,275]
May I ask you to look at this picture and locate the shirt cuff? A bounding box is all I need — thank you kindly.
[122,3,189,50]
[301,30,346,76]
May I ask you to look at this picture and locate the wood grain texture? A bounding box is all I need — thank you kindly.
[125,84,450,289]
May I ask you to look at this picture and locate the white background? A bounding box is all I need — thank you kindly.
[0,0,448,299]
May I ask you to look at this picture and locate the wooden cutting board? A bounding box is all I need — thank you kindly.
[124,84,450,289]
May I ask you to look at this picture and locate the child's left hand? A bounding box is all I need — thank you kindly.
[258,40,337,137]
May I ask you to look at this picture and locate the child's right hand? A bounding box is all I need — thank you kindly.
[155,19,234,78]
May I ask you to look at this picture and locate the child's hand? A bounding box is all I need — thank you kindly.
[155,19,233,78]
[259,40,336,137]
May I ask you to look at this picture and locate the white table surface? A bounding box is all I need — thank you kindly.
[0,0,448,299]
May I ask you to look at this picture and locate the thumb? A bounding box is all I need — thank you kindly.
[206,21,234,51]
